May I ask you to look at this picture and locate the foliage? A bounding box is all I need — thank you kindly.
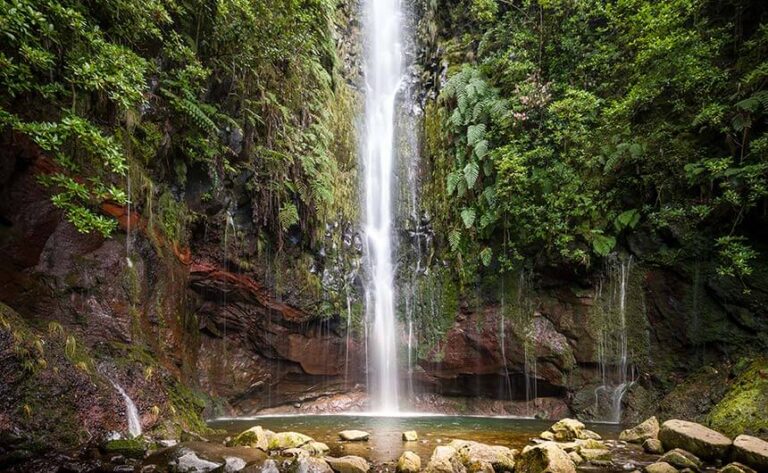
[422,0,768,282]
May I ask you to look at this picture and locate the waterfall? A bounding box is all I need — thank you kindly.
[361,0,403,412]
[109,379,142,438]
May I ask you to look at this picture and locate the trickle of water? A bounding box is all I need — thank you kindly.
[108,379,142,438]
[361,0,403,413]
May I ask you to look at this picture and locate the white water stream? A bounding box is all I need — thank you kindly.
[362,0,403,413]
[109,379,142,438]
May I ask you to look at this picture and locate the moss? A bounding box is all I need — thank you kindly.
[706,358,768,438]
[103,438,147,458]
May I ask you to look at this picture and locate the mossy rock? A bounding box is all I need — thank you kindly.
[103,438,147,458]
[706,358,768,438]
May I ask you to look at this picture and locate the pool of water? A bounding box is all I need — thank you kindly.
[208,415,627,466]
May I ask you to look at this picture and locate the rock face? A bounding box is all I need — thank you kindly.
[325,456,370,473]
[516,443,575,473]
[731,435,768,472]
[658,419,732,460]
[620,417,660,443]
[338,430,370,441]
[397,451,422,473]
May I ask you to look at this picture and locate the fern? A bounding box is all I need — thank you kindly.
[464,161,480,188]
[278,202,299,230]
[449,229,462,251]
[461,207,476,228]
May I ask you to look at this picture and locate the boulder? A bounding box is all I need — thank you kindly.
[403,431,419,442]
[397,451,421,473]
[306,442,331,456]
[169,451,222,473]
[229,426,273,450]
[224,456,247,472]
[731,435,768,472]
[718,462,757,473]
[293,457,334,473]
[466,461,494,473]
[103,438,148,459]
[644,462,678,473]
[578,430,602,441]
[576,439,605,450]
[550,419,586,442]
[261,459,280,473]
[447,440,516,472]
[338,430,370,442]
[643,439,664,454]
[284,448,310,458]
[578,448,611,462]
[568,452,583,465]
[325,456,370,473]
[269,432,314,450]
[540,432,555,441]
[658,420,732,460]
[425,446,466,473]
[517,443,575,473]
[658,449,702,471]
[621,417,660,444]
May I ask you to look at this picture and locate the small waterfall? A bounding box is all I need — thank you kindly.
[594,256,634,423]
[108,379,142,438]
[361,0,404,412]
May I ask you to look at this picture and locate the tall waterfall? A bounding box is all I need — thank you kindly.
[362,0,403,412]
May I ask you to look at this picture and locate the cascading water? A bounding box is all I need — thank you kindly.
[361,0,403,413]
[108,378,142,438]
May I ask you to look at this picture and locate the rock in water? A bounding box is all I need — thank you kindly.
[170,451,222,472]
[402,431,419,442]
[269,432,314,450]
[644,462,678,473]
[658,448,702,470]
[447,440,516,472]
[517,443,575,473]
[731,435,768,472]
[620,417,660,443]
[579,448,611,462]
[425,446,466,473]
[230,426,273,450]
[338,430,370,441]
[293,457,334,473]
[549,419,586,442]
[325,456,370,473]
[397,451,422,473]
[718,462,757,473]
[224,456,247,472]
[658,419,732,460]
[306,442,331,456]
[643,438,664,454]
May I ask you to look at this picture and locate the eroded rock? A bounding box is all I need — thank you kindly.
[658,419,731,460]
[621,417,660,444]
[397,451,422,473]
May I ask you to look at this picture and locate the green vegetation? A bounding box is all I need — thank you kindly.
[421,0,768,283]
[707,358,768,437]
[0,0,357,246]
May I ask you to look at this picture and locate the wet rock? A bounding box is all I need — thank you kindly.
[658,449,702,471]
[718,462,757,473]
[549,418,585,442]
[269,432,314,450]
[425,446,466,473]
[397,451,422,473]
[338,430,370,441]
[103,439,148,459]
[578,430,602,441]
[568,451,583,465]
[643,439,664,454]
[305,442,330,456]
[230,426,274,450]
[517,443,575,473]
[644,462,678,473]
[579,448,611,462]
[325,455,370,473]
[224,456,247,472]
[447,440,516,472]
[540,432,555,441]
[260,459,281,473]
[466,460,494,473]
[731,434,768,472]
[293,457,334,473]
[576,439,605,450]
[658,420,732,460]
[621,417,660,444]
[284,448,311,458]
[169,450,222,472]
[181,430,210,443]
[403,431,419,442]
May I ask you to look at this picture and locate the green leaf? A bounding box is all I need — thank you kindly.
[448,229,462,251]
[591,232,616,256]
[614,209,640,231]
[461,207,476,229]
[480,247,493,266]
[467,123,486,146]
[464,161,480,188]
